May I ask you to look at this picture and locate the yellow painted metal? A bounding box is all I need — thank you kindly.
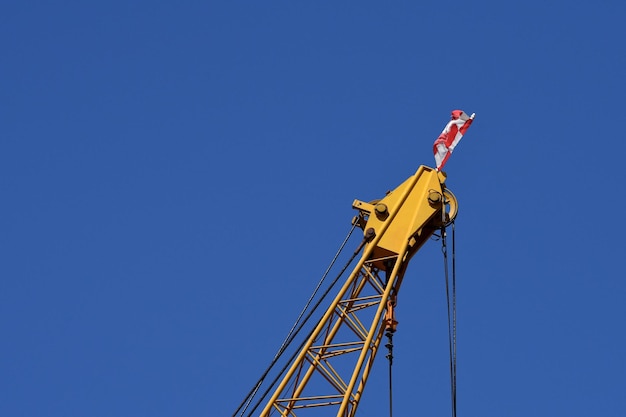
[259,165,457,417]
[357,166,449,269]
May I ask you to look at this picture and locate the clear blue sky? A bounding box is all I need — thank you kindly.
[2,1,625,416]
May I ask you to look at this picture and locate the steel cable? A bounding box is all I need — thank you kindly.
[242,230,368,417]
[232,221,359,417]
[441,222,457,417]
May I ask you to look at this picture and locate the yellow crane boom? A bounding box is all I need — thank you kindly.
[259,165,458,417]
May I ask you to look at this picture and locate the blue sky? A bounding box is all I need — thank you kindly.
[2,1,625,416]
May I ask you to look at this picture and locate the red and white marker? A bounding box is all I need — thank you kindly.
[433,110,475,171]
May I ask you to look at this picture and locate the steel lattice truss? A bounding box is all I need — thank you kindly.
[269,261,398,417]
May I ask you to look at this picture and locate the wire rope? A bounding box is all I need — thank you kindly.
[451,222,457,417]
[385,329,395,417]
[232,221,360,417]
[441,222,457,417]
[242,231,368,417]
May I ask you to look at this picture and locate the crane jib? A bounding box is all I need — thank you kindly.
[236,165,459,417]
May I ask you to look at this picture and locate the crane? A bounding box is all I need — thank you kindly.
[234,163,460,417]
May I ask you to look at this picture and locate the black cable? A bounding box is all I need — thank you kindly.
[385,329,394,417]
[232,223,357,417]
[451,222,457,417]
[441,224,457,417]
[241,233,369,417]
